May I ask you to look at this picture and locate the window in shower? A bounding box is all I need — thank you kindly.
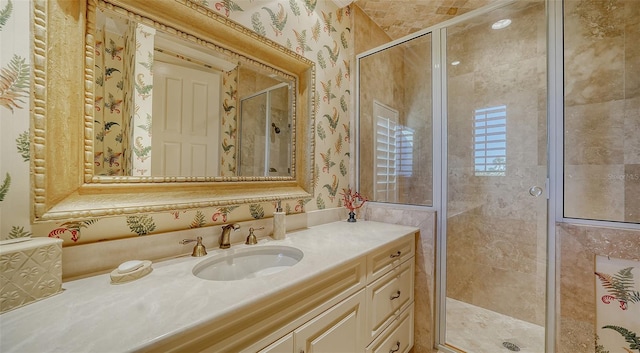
[474,105,506,176]
[373,101,399,203]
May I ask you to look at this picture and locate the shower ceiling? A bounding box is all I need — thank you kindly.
[354,0,499,39]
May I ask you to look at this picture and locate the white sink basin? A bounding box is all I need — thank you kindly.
[192,245,303,281]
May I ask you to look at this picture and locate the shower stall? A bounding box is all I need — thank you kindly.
[238,83,291,176]
[357,0,639,352]
[443,2,548,352]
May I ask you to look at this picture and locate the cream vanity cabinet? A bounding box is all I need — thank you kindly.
[251,235,415,353]
[258,290,367,353]
[364,238,415,353]
[0,223,419,353]
[139,232,416,353]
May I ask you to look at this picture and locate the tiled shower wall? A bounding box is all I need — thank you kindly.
[558,223,640,353]
[354,2,640,353]
[400,39,433,206]
[563,0,640,223]
[356,10,433,206]
[356,12,406,203]
[560,2,640,349]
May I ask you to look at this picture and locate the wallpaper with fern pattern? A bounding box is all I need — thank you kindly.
[0,0,31,241]
[93,18,158,177]
[595,256,640,353]
[1,0,353,245]
[94,25,128,176]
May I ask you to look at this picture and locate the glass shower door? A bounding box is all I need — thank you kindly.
[238,92,267,176]
[238,83,291,177]
[443,1,548,352]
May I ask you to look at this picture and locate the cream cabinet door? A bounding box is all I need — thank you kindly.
[257,333,294,353]
[294,290,366,353]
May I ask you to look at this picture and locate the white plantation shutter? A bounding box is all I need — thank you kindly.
[373,101,399,202]
[474,105,507,176]
[396,126,414,177]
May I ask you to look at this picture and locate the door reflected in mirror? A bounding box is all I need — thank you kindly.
[94,8,294,178]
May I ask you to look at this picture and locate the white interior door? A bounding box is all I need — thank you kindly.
[152,61,221,176]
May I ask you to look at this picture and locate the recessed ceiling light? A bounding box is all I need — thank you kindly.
[492,19,512,30]
[451,61,461,66]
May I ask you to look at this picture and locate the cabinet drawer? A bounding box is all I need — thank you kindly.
[365,259,414,341]
[366,304,414,353]
[366,235,415,283]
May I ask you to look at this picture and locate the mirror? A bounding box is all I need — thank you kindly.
[93,8,294,177]
[31,0,315,222]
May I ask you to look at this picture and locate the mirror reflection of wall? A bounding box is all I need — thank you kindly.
[93,9,134,177]
[358,33,433,206]
[93,8,294,178]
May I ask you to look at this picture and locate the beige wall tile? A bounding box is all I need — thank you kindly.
[558,223,640,353]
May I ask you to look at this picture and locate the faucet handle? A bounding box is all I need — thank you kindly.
[245,227,264,245]
[180,236,207,257]
[223,223,241,231]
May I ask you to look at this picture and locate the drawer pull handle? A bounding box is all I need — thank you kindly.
[390,251,401,258]
[389,341,401,353]
[390,290,401,300]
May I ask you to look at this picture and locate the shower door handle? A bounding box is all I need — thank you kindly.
[529,186,543,197]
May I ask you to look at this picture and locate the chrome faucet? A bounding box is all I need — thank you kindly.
[219,223,240,249]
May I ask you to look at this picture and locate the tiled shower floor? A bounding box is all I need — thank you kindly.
[445,298,545,353]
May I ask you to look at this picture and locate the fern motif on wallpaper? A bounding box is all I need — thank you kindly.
[1,0,32,240]
[48,220,100,242]
[207,0,353,210]
[595,258,640,353]
[94,27,126,176]
[0,54,29,113]
[18,0,352,245]
[1,0,29,113]
[220,69,238,176]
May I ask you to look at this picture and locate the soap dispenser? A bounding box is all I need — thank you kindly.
[272,201,286,240]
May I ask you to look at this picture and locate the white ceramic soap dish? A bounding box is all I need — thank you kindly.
[110,260,153,284]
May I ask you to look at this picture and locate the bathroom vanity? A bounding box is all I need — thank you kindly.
[0,221,417,353]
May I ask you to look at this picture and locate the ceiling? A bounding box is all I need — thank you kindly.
[354,0,499,40]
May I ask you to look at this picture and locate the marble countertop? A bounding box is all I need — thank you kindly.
[0,221,418,353]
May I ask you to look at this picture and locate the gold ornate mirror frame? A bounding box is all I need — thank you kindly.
[31,0,315,222]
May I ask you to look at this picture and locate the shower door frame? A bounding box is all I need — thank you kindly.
[434,1,557,351]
